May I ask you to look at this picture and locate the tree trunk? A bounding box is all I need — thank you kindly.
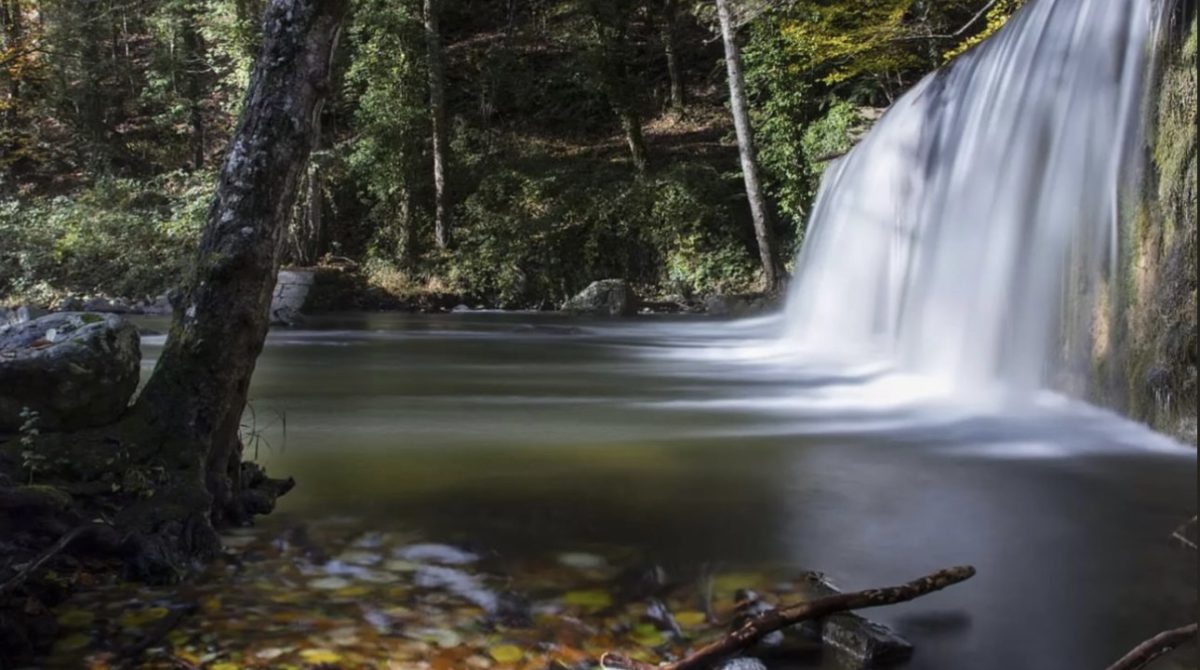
[424,0,451,248]
[128,0,346,569]
[179,1,207,170]
[620,107,650,173]
[661,0,685,115]
[715,0,784,291]
[587,1,650,174]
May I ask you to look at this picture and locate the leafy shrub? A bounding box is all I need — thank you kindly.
[0,171,210,303]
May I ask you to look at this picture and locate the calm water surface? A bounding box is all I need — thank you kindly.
[137,312,1197,670]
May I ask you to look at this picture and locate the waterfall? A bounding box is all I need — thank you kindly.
[781,0,1163,400]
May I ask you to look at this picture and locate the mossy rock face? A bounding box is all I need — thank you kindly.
[1098,12,1198,439]
[0,313,140,433]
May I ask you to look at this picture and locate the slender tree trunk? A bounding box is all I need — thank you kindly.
[424,0,451,248]
[620,108,649,173]
[588,1,650,174]
[179,1,207,170]
[303,111,324,264]
[131,0,346,559]
[661,0,685,115]
[715,0,784,290]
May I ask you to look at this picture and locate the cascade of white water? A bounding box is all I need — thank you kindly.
[781,0,1162,400]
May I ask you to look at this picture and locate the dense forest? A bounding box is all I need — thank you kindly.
[0,0,1021,309]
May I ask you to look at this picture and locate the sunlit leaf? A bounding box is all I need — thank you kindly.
[488,644,523,663]
[674,611,707,627]
[562,590,612,609]
[299,648,343,664]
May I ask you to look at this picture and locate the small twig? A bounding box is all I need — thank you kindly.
[1170,516,1197,550]
[892,0,1003,42]
[602,565,976,670]
[1104,623,1198,670]
[0,522,100,597]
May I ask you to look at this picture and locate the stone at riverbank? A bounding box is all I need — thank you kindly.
[271,268,317,326]
[0,313,140,433]
[562,279,638,317]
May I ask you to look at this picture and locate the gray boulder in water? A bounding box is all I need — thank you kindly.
[562,279,638,317]
[0,312,140,433]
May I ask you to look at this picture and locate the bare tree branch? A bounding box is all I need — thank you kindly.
[1104,623,1198,670]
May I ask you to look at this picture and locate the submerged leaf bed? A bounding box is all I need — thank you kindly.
[48,517,836,670]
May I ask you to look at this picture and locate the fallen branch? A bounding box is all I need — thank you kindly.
[1104,623,1198,670]
[601,565,975,670]
[0,522,101,597]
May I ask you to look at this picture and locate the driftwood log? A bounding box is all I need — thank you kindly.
[601,565,975,670]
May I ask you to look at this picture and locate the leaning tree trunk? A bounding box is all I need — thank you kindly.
[715,0,784,291]
[128,0,346,569]
[425,0,451,249]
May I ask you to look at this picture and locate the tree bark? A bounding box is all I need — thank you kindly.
[661,0,685,115]
[715,0,784,291]
[424,0,451,248]
[131,0,346,550]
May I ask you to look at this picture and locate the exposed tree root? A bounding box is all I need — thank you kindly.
[601,565,976,670]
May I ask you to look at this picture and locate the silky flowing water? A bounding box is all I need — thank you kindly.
[46,312,1195,670]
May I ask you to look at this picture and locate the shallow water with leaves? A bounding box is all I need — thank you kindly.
[55,312,1195,669]
[52,517,855,669]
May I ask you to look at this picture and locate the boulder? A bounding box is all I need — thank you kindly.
[562,279,638,317]
[270,268,316,326]
[0,312,141,433]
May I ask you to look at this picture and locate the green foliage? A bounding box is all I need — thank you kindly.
[450,162,756,306]
[0,172,209,301]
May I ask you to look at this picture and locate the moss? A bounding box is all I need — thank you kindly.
[1109,11,1198,437]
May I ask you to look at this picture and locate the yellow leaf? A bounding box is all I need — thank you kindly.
[300,648,343,664]
[712,573,762,596]
[202,596,222,614]
[488,644,523,663]
[119,606,170,628]
[52,632,91,654]
[55,608,94,627]
[333,585,371,598]
[211,663,240,670]
[674,611,707,627]
[561,589,612,609]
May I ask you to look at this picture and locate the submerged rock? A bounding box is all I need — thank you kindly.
[0,312,140,433]
[562,279,638,317]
